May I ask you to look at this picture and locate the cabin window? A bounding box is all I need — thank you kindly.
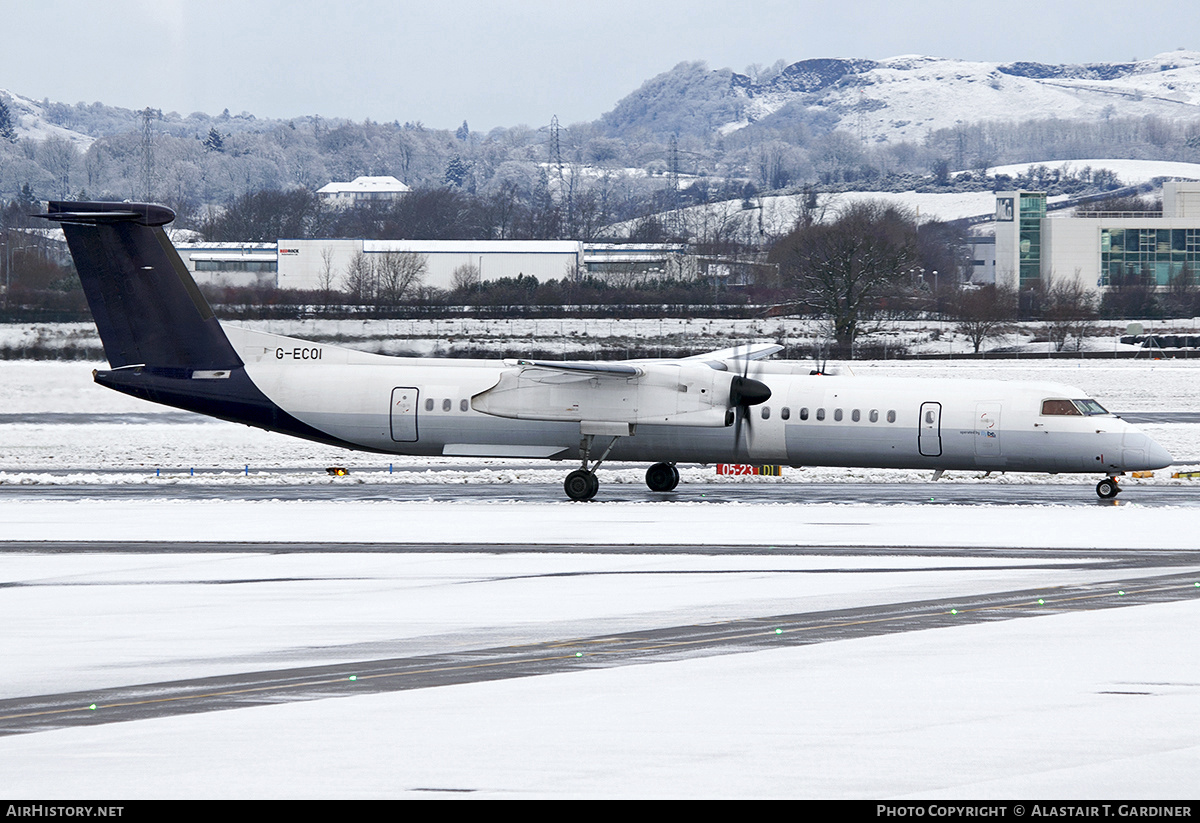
[816,408,825,421]
[1074,399,1108,415]
[781,407,790,420]
[460,399,469,412]
[887,410,896,423]
[761,406,770,420]
[1041,399,1081,416]
[834,409,843,422]
[869,409,879,423]
[442,399,452,412]
[851,409,861,422]
[799,407,809,421]
[425,399,434,412]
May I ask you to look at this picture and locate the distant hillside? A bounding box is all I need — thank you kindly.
[4,50,1200,236]
[601,51,1200,144]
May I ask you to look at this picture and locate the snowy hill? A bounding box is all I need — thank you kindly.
[0,90,95,148]
[607,51,1200,145]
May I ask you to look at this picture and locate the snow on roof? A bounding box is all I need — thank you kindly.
[317,176,411,195]
[364,239,580,255]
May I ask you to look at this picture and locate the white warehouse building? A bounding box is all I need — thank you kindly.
[276,239,583,291]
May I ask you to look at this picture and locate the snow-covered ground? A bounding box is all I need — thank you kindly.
[1,357,1199,798]
[5,316,1200,363]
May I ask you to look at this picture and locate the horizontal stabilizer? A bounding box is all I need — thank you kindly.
[40,201,176,226]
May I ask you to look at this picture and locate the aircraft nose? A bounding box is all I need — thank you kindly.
[1145,437,1174,470]
[1122,430,1174,470]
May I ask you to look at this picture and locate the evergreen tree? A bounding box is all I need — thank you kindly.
[202,127,225,153]
[0,99,16,143]
[444,156,470,188]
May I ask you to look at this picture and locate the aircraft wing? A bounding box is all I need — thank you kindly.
[681,342,783,368]
[473,358,765,428]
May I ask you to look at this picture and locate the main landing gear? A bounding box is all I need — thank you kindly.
[1096,476,1121,499]
[562,433,680,501]
[645,461,680,492]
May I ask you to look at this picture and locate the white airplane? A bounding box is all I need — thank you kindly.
[41,200,1173,501]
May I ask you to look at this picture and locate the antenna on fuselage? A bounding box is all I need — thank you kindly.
[811,323,833,375]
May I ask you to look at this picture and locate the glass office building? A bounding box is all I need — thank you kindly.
[994,182,1200,293]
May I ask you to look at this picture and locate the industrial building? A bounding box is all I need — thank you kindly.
[174,242,278,288]
[177,237,711,293]
[275,238,583,291]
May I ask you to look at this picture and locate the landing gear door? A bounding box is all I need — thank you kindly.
[391,387,419,442]
[918,401,942,457]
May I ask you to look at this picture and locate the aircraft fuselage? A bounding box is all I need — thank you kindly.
[96,326,1171,479]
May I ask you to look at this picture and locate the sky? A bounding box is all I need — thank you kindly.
[4,0,1200,132]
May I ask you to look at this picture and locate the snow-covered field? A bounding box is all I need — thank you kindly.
[2,357,1199,798]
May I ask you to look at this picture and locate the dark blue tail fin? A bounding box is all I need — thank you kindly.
[40,201,241,371]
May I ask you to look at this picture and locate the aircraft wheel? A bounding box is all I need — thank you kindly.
[646,462,680,492]
[1096,478,1120,499]
[565,470,599,501]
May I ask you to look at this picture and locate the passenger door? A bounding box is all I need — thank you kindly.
[390,387,419,442]
[918,401,942,457]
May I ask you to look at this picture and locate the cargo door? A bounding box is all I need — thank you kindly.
[974,403,1002,456]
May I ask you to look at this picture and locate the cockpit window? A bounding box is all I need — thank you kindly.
[1041,399,1081,416]
[1073,399,1109,416]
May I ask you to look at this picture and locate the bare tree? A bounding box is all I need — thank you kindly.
[450,261,481,292]
[375,251,426,306]
[1041,272,1098,352]
[769,200,918,350]
[342,250,374,305]
[38,136,78,198]
[317,247,339,309]
[953,284,1017,353]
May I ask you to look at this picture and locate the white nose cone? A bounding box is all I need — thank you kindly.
[1146,437,1174,470]
[1122,431,1174,470]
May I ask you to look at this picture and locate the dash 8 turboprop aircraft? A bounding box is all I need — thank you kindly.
[42,201,1173,500]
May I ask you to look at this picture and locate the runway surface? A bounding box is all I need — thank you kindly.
[3,561,1198,737]
[0,479,1194,506]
